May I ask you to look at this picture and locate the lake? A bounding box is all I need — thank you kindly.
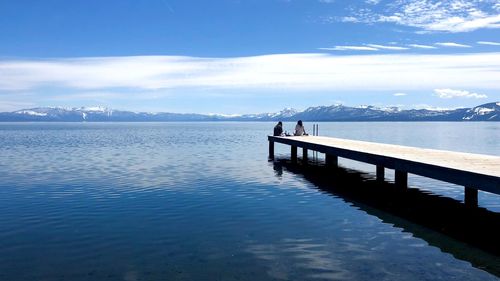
[0,122,498,280]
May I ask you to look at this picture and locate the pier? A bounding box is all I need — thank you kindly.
[268,135,500,207]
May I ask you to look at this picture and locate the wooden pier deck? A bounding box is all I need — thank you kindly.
[268,135,500,207]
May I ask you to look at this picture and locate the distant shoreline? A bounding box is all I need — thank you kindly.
[1,102,498,122]
[0,120,498,123]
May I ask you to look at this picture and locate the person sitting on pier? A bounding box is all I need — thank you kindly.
[273,121,284,136]
[294,120,308,136]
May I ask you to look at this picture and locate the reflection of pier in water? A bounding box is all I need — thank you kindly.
[270,158,500,277]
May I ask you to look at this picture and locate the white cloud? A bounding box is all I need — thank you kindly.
[1,53,500,94]
[366,44,409,50]
[393,92,408,96]
[341,16,360,23]
[408,44,437,49]
[366,0,381,4]
[434,88,488,99]
[318,46,379,51]
[342,0,500,33]
[435,42,471,47]
[477,40,500,45]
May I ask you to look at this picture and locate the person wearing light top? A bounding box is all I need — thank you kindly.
[294,120,308,136]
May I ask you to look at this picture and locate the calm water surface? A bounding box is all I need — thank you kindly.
[0,122,498,281]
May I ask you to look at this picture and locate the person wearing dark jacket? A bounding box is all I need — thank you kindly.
[273,121,284,136]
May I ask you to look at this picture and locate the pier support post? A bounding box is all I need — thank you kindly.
[325,154,338,167]
[291,146,297,163]
[395,170,407,189]
[303,148,308,164]
[269,141,274,159]
[464,186,478,208]
[376,165,385,182]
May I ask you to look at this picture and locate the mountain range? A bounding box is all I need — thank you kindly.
[0,102,498,122]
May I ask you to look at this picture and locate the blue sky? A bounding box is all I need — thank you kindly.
[1,0,499,113]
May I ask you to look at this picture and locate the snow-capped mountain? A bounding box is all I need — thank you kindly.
[289,104,470,121]
[199,107,298,121]
[2,106,214,122]
[272,107,298,118]
[462,102,500,121]
[0,102,498,122]
[9,106,115,121]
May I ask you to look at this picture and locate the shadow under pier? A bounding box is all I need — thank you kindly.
[271,157,500,277]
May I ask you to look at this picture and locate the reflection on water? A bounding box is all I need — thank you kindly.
[247,238,350,280]
[272,158,500,276]
[0,122,498,281]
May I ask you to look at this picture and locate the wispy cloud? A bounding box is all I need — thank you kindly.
[341,16,360,23]
[408,44,437,49]
[340,0,500,33]
[366,44,409,50]
[393,92,407,96]
[320,44,409,51]
[0,101,36,112]
[435,42,471,47]
[434,88,488,99]
[477,41,500,46]
[1,53,500,95]
[318,46,379,51]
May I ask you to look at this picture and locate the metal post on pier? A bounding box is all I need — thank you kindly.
[311,124,315,162]
[312,124,319,162]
